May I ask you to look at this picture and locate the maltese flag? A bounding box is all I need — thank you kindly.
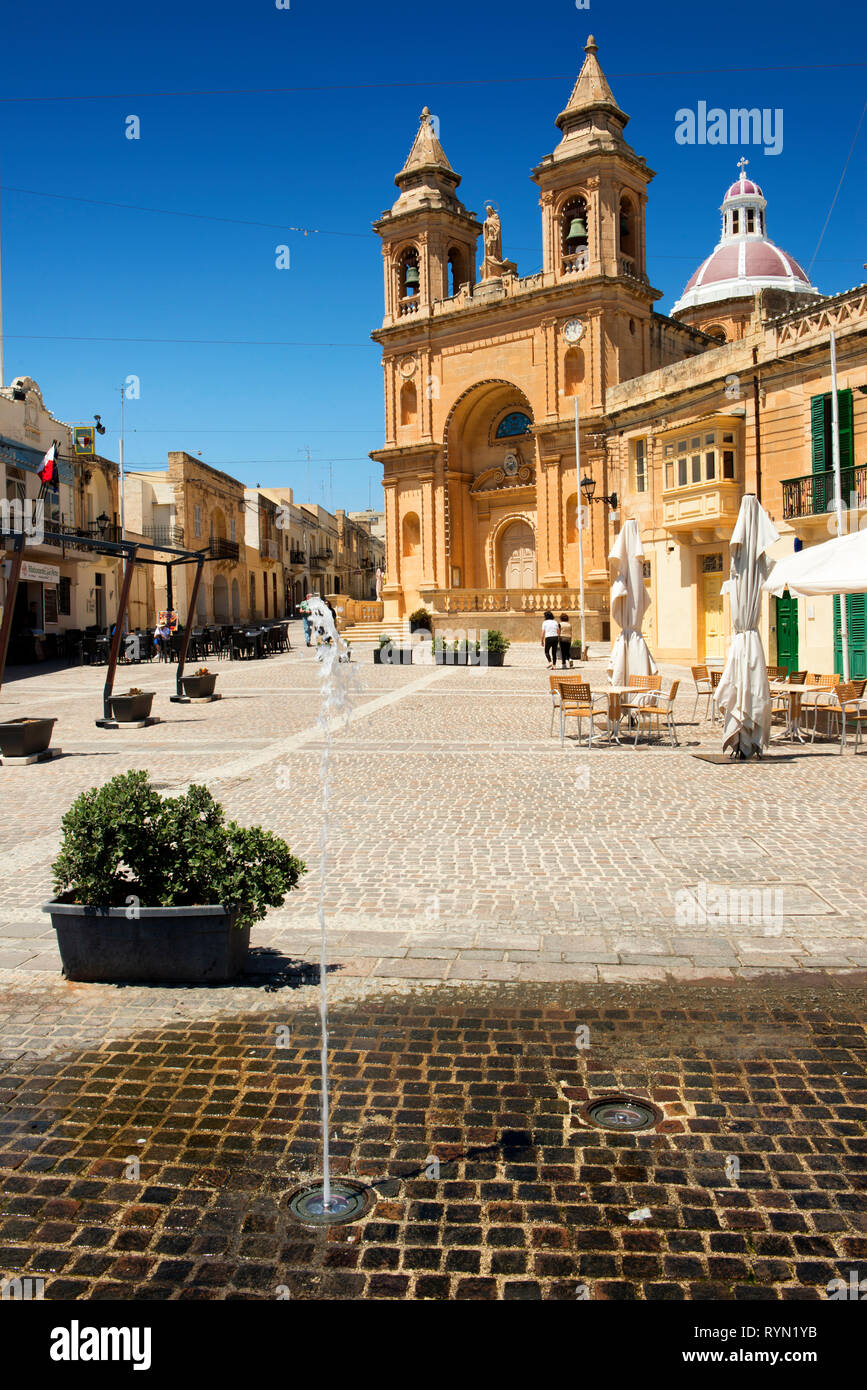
[38,442,57,485]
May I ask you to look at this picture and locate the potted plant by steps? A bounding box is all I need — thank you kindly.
[109,687,155,723]
[408,606,433,635]
[0,717,56,759]
[483,630,511,668]
[44,770,306,983]
[181,666,219,699]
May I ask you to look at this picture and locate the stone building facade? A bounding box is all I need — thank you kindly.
[1,376,123,641]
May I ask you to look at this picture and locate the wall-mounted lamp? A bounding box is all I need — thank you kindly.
[580,474,618,511]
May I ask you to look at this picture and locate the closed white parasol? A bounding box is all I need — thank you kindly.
[608,519,657,686]
[716,494,779,759]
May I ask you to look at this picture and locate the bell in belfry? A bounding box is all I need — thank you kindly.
[567,215,587,242]
[405,264,420,291]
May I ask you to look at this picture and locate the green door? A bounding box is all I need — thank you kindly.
[834,594,867,680]
[775,594,799,674]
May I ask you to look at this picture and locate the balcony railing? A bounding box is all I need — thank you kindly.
[208,537,240,562]
[398,295,421,317]
[429,587,609,616]
[289,549,306,565]
[37,519,122,548]
[561,249,589,276]
[782,465,867,520]
[141,524,184,548]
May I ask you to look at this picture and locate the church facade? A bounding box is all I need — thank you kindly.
[370,37,714,637]
[370,37,866,671]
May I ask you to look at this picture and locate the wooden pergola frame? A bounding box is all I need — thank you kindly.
[0,530,213,720]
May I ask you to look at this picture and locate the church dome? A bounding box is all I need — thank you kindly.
[671,163,819,315]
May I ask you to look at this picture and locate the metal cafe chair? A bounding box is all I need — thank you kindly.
[632,679,681,747]
[557,681,608,748]
[833,679,867,753]
[690,664,715,723]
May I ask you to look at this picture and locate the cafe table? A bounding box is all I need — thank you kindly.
[769,681,813,742]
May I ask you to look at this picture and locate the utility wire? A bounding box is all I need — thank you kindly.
[0,184,857,263]
[0,61,863,103]
[807,98,867,278]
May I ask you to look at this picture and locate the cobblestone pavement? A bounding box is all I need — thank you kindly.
[0,976,864,1301]
[0,632,864,982]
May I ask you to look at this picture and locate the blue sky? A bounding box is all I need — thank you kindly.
[1,0,864,510]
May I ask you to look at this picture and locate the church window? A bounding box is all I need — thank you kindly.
[400,380,418,426]
[495,412,531,439]
[564,348,584,397]
[731,209,740,234]
[746,208,755,233]
[618,196,636,258]
[402,512,420,556]
[447,248,464,297]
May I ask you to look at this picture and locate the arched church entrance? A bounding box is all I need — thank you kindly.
[499,520,536,589]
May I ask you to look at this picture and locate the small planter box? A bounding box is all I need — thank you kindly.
[373,646,413,665]
[43,899,249,983]
[180,673,219,699]
[109,692,155,723]
[0,717,56,759]
[435,649,482,666]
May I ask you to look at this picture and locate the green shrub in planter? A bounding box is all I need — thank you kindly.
[51,770,305,930]
[484,630,511,654]
[408,607,433,633]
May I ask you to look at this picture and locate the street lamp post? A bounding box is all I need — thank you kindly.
[574,397,587,658]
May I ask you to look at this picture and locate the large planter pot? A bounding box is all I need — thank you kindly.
[483,651,506,667]
[109,692,155,723]
[181,672,218,698]
[43,899,250,983]
[0,717,56,758]
[373,646,413,665]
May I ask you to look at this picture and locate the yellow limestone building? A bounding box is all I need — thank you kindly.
[370,36,716,636]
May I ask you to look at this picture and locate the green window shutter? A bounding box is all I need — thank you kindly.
[837,388,854,470]
[834,593,867,680]
[810,394,829,513]
[810,395,828,472]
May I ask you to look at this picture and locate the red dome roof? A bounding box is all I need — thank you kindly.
[725,177,763,199]
[683,239,810,294]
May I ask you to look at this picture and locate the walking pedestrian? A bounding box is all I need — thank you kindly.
[541,610,560,669]
[558,613,573,669]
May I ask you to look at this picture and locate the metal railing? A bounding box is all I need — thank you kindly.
[782,465,867,519]
[208,537,240,561]
[141,524,184,548]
